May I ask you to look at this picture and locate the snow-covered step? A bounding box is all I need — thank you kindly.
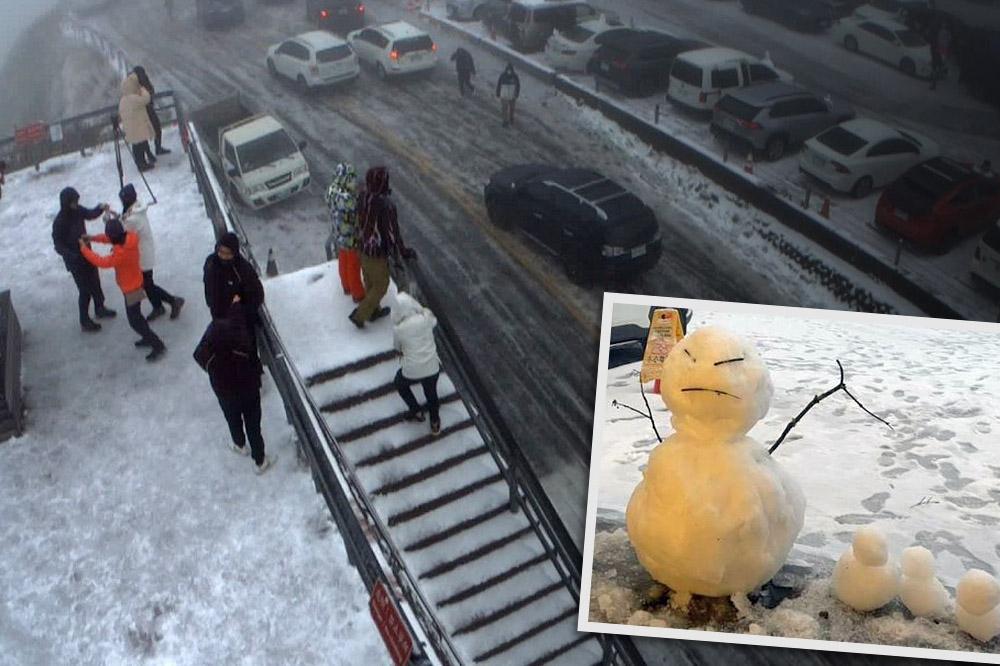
[483,620,600,666]
[468,600,579,664]
[332,391,464,443]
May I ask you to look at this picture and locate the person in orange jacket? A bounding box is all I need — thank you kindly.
[80,216,166,361]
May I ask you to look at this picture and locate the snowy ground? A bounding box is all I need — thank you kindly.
[0,132,388,665]
[581,297,1000,659]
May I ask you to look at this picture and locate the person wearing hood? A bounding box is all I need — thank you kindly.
[450,47,476,97]
[204,232,265,371]
[349,166,416,328]
[324,163,365,303]
[80,217,166,361]
[195,294,275,475]
[118,183,184,322]
[52,187,117,332]
[132,66,171,156]
[495,63,520,128]
[118,72,156,171]
[392,292,442,436]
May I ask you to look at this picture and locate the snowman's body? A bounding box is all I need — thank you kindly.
[955,569,1000,643]
[831,526,899,612]
[899,546,949,618]
[626,327,806,600]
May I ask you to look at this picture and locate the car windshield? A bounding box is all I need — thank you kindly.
[895,29,927,47]
[716,95,760,120]
[317,45,353,62]
[816,126,867,155]
[558,25,595,43]
[394,35,433,56]
[236,130,299,173]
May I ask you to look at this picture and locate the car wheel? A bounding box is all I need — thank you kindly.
[764,135,788,161]
[267,59,277,78]
[296,74,309,93]
[485,196,510,229]
[376,63,388,81]
[844,35,858,52]
[899,58,916,77]
[850,175,873,199]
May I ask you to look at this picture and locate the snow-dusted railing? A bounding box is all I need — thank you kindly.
[0,290,24,443]
[184,120,462,666]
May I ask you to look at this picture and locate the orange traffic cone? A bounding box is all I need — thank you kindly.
[820,196,831,219]
[743,151,754,175]
[652,379,661,394]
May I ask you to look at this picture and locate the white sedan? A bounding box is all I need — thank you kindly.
[543,17,626,72]
[798,118,939,198]
[832,16,933,78]
[265,31,360,91]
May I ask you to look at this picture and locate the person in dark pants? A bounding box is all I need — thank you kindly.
[204,232,265,370]
[450,47,476,96]
[52,187,117,332]
[118,184,184,321]
[392,292,442,435]
[196,295,274,474]
[495,62,521,127]
[80,217,166,361]
[132,66,171,156]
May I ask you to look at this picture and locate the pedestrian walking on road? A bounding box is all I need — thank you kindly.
[195,294,275,474]
[133,66,171,156]
[349,167,416,328]
[324,163,365,303]
[119,72,156,171]
[118,183,184,321]
[450,47,476,97]
[52,187,117,332]
[392,292,442,436]
[495,62,520,127]
[80,216,166,361]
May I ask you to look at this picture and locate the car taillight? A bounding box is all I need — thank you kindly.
[612,59,627,71]
[831,161,850,174]
[320,9,328,18]
[431,43,437,51]
[390,50,399,60]
[698,92,707,104]
[357,3,364,12]
[738,118,761,130]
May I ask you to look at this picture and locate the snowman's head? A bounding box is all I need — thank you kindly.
[661,326,772,439]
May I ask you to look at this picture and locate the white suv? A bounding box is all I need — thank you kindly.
[266,31,360,90]
[347,21,438,79]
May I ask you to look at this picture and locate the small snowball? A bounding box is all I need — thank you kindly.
[956,570,1000,616]
[628,610,653,625]
[648,618,668,628]
[900,547,935,579]
[852,526,888,567]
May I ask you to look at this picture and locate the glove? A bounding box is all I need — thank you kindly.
[401,247,417,261]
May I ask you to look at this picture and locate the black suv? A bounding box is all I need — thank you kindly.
[588,30,708,98]
[306,0,366,33]
[740,0,835,31]
[484,165,662,282]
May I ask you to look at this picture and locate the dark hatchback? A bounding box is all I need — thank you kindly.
[740,0,836,31]
[307,0,366,33]
[588,30,708,98]
[484,165,662,282]
[875,157,1000,252]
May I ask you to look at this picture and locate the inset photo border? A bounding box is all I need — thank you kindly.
[579,293,1000,663]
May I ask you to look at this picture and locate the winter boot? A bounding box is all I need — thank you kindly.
[230,442,250,456]
[95,305,117,319]
[405,410,426,422]
[146,305,167,322]
[146,344,166,362]
[348,309,364,329]
[369,306,391,322]
[81,319,102,332]
[169,296,185,320]
[255,455,276,475]
[134,338,153,348]
[430,418,441,436]
[156,146,172,155]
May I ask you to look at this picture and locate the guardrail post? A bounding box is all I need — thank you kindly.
[723,136,729,163]
[801,186,811,209]
[894,237,903,267]
[654,104,660,125]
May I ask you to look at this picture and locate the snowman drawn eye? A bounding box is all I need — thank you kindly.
[684,348,696,362]
[714,357,745,366]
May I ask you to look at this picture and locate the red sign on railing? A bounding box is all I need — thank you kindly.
[14,122,48,146]
[369,580,414,666]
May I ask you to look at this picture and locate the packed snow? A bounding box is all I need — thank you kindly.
[0,131,389,665]
[583,297,1000,660]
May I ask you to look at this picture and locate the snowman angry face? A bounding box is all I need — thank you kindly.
[662,327,773,437]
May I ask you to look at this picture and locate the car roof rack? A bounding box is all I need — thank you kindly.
[542,176,631,221]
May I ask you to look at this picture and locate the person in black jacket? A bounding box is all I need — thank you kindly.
[495,63,521,127]
[52,187,117,332]
[132,66,171,156]
[198,295,274,474]
[204,231,265,365]
[450,47,476,96]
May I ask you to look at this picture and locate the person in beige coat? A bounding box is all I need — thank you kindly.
[118,72,156,172]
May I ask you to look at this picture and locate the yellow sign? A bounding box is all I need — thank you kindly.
[640,308,685,383]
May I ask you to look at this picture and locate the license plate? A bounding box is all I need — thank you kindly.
[631,246,647,259]
[600,61,610,71]
[411,54,423,61]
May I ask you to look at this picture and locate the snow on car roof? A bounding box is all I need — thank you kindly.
[836,117,901,143]
[378,21,428,39]
[675,46,755,66]
[226,115,286,145]
[296,30,349,50]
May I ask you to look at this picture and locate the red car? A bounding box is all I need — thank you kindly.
[875,157,1000,252]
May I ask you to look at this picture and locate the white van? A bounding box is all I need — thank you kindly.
[971,224,1000,291]
[666,47,791,113]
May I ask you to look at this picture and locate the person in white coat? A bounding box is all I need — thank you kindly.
[119,184,184,322]
[118,72,156,171]
[392,292,442,435]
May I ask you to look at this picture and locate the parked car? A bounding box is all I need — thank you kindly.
[741,0,836,32]
[667,47,791,113]
[196,0,245,29]
[875,157,1000,252]
[833,16,933,77]
[970,224,1000,290]
[484,165,662,282]
[544,15,626,72]
[266,31,360,91]
[710,82,855,161]
[346,21,438,79]
[798,118,939,198]
[306,0,366,33]
[586,29,708,97]
[446,0,491,21]
[850,0,928,22]
[491,0,614,53]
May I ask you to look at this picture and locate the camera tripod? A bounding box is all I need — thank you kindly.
[111,114,157,204]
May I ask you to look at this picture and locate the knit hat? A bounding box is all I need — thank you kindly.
[218,232,240,253]
[119,183,137,211]
[59,187,80,212]
[105,217,127,245]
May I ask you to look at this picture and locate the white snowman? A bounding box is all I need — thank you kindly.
[831,526,899,612]
[899,546,949,618]
[955,569,1000,643]
[626,326,806,607]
